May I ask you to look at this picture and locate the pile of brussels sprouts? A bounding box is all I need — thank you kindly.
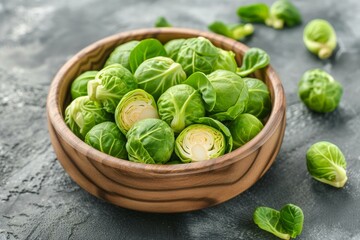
[65,37,272,164]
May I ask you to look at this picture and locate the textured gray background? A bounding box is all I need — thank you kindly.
[1,0,360,239]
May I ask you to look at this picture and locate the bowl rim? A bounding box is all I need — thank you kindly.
[47,27,286,175]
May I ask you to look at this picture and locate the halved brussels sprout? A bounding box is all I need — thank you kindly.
[88,63,137,113]
[85,122,128,159]
[104,40,139,70]
[228,113,264,148]
[244,78,271,119]
[207,70,249,121]
[175,117,232,163]
[70,71,98,100]
[65,96,113,140]
[176,37,219,76]
[157,84,205,133]
[134,56,186,100]
[164,39,186,61]
[213,48,238,72]
[303,19,337,59]
[115,89,159,135]
[126,118,174,164]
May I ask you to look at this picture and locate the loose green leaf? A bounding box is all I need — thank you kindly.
[154,16,172,27]
[208,21,254,40]
[269,0,302,29]
[237,3,271,25]
[280,204,304,238]
[237,48,270,77]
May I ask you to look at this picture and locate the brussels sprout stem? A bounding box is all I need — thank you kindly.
[318,47,333,59]
[313,165,348,188]
[191,144,209,161]
[271,18,284,29]
[232,23,254,39]
[88,79,100,101]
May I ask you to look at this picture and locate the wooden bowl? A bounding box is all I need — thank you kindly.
[47,28,286,213]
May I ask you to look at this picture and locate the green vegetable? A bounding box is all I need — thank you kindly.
[70,71,98,100]
[64,96,113,140]
[115,89,159,135]
[303,19,337,59]
[88,64,137,113]
[129,38,167,73]
[164,39,186,61]
[176,37,219,76]
[244,77,271,119]
[157,84,205,134]
[253,204,304,239]
[207,70,249,121]
[85,121,128,159]
[298,69,342,113]
[208,21,254,40]
[306,141,347,188]
[237,3,271,25]
[134,56,186,100]
[155,16,172,27]
[175,117,232,162]
[104,41,139,70]
[126,118,174,164]
[269,0,302,29]
[237,48,270,77]
[228,113,264,149]
[213,48,238,73]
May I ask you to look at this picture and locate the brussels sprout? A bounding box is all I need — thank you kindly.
[164,39,186,61]
[306,141,347,188]
[88,64,137,113]
[115,89,159,135]
[70,71,98,100]
[134,56,186,100]
[244,78,271,119]
[104,41,139,70]
[126,118,174,164]
[303,19,337,59]
[213,48,238,72]
[228,113,264,149]
[176,37,219,76]
[175,117,232,162]
[298,69,342,113]
[237,3,271,25]
[269,0,302,29]
[208,21,254,40]
[65,96,113,140]
[155,16,172,27]
[129,38,167,73]
[85,122,127,159]
[157,84,205,133]
[237,48,270,77]
[207,70,249,121]
[253,204,304,239]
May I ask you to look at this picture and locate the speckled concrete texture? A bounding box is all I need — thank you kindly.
[1,0,360,239]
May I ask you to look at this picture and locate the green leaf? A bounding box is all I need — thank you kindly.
[280,204,304,238]
[270,0,302,29]
[208,21,254,40]
[237,48,270,77]
[237,3,271,25]
[155,16,172,27]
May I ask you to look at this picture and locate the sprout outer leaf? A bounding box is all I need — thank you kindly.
[279,204,304,238]
[237,48,270,77]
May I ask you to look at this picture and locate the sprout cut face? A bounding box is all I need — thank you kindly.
[115,89,159,135]
[175,124,225,162]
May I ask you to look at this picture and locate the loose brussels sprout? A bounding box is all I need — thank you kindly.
[253,204,304,239]
[237,48,270,77]
[213,48,238,72]
[207,70,249,121]
[104,40,139,70]
[85,122,127,159]
[208,21,254,40]
[154,16,172,27]
[157,84,205,133]
[115,89,159,135]
[269,0,302,29]
[126,118,174,164]
[88,64,137,113]
[244,78,271,119]
[164,39,186,61]
[228,113,264,149]
[70,71,98,100]
[303,19,337,59]
[65,96,113,140]
[306,141,347,188]
[237,3,271,25]
[175,117,232,162]
[298,69,342,113]
[134,56,186,100]
[176,37,219,76]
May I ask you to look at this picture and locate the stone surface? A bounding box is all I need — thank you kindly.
[1,0,360,239]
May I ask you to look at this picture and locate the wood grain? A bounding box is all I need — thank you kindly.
[46,28,286,213]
